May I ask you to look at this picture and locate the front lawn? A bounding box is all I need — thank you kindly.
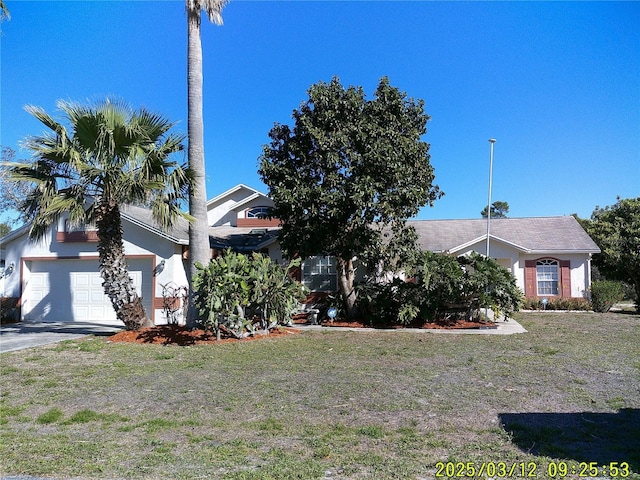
[1,312,639,479]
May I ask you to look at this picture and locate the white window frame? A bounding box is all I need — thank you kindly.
[246,206,271,219]
[64,219,97,233]
[536,259,559,296]
[302,255,337,292]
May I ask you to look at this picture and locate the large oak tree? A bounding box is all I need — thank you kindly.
[259,77,442,317]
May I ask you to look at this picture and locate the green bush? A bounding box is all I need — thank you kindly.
[522,297,591,311]
[0,298,19,324]
[590,280,625,313]
[356,279,423,327]
[416,251,523,321]
[356,251,523,326]
[193,250,307,339]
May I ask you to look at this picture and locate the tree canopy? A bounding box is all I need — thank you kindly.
[259,76,442,316]
[584,196,640,310]
[481,200,509,218]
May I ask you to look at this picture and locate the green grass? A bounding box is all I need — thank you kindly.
[0,311,639,479]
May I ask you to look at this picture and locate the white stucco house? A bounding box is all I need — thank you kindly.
[0,183,600,325]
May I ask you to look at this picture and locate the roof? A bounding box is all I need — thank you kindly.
[120,205,190,245]
[208,226,279,252]
[409,216,601,254]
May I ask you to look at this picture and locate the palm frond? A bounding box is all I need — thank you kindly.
[1,0,10,21]
[187,0,229,26]
[14,98,189,239]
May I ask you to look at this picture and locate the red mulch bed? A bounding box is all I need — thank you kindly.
[109,317,497,346]
[109,325,300,346]
[319,319,497,330]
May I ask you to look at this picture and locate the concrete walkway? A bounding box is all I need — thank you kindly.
[294,317,527,335]
[0,321,123,353]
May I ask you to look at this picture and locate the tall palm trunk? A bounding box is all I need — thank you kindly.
[186,6,212,327]
[95,200,151,330]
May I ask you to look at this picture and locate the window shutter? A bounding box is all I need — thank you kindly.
[560,260,571,297]
[524,260,537,297]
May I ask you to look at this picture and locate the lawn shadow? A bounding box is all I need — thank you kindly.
[499,409,640,471]
[133,325,213,346]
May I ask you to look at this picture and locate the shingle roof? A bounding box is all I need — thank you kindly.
[408,216,600,254]
[121,205,190,245]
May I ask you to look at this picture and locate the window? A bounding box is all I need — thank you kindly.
[64,219,97,233]
[246,206,271,219]
[302,256,337,292]
[536,259,559,295]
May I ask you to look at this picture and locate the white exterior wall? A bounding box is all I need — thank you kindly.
[208,198,240,226]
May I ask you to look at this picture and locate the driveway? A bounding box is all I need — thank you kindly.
[0,321,123,353]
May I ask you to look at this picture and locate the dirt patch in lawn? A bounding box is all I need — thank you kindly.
[108,325,300,346]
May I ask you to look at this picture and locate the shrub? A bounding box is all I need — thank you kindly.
[355,251,523,326]
[193,250,307,340]
[356,279,423,327]
[522,297,591,311]
[415,251,523,321]
[590,280,625,313]
[0,297,19,324]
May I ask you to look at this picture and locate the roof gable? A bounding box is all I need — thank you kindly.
[206,184,267,209]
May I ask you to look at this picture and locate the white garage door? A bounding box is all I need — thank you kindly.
[23,258,152,325]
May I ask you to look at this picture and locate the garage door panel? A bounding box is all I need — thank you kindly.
[23,258,152,325]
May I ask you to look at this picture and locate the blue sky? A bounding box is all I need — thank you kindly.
[1,1,639,222]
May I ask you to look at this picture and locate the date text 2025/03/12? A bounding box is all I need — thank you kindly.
[434,461,632,478]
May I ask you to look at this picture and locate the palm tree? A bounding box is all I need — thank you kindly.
[0,0,9,21]
[1,0,10,29]
[185,0,229,327]
[10,99,192,330]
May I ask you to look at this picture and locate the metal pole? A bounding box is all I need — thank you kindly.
[486,139,496,259]
[485,139,496,321]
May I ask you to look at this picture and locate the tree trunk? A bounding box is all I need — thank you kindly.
[95,200,151,330]
[337,257,358,318]
[186,5,212,328]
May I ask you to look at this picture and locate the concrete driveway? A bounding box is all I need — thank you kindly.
[0,321,123,353]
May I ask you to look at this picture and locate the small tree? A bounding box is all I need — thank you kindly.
[584,197,640,312]
[259,77,442,317]
[481,201,509,218]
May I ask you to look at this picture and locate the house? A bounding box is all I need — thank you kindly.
[0,184,600,325]
[409,216,600,299]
